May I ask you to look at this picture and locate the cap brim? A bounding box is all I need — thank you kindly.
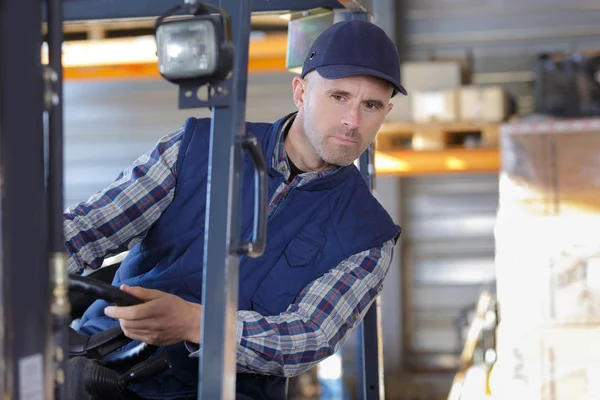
[315,65,408,97]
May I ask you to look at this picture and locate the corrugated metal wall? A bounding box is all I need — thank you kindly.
[399,1,600,115]
[401,174,498,366]
[63,74,296,206]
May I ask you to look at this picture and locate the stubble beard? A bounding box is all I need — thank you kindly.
[304,121,361,167]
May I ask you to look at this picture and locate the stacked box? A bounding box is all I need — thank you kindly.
[495,215,600,326]
[493,118,600,399]
[459,86,510,123]
[409,86,510,123]
[497,119,600,217]
[490,325,600,400]
[411,89,460,123]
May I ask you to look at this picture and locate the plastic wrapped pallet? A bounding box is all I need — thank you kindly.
[497,118,600,218]
[492,118,600,399]
[495,215,600,326]
[495,118,600,325]
[490,324,600,400]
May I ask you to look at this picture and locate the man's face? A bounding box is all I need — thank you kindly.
[293,72,394,167]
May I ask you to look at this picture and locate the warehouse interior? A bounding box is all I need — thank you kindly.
[2,0,600,399]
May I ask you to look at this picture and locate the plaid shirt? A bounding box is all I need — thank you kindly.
[64,118,395,377]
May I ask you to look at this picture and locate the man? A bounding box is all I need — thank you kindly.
[66,20,406,400]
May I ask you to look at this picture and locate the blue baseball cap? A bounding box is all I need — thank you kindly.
[301,20,407,97]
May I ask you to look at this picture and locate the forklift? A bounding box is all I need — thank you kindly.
[0,0,389,398]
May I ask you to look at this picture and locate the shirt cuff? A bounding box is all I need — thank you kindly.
[185,317,244,358]
[185,341,201,358]
[236,317,243,347]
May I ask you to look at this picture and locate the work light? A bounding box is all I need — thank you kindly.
[155,2,233,85]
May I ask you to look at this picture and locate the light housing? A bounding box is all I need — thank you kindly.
[285,9,333,74]
[155,3,233,86]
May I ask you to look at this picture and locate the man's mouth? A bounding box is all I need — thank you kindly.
[332,136,357,144]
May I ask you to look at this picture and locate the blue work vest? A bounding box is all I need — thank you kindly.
[78,114,401,400]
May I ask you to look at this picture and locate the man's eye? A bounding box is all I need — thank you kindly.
[332,95,344,101]
[365,102,379,110]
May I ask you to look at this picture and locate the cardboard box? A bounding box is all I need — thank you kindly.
[411,89,460,123]
[498,118,600,217]
[386,61,462,122]
[459,86,510,122]
[491,324,600,400]
[495,215,600,325]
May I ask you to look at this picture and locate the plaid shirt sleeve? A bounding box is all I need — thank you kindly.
[64,129,183,274]
[234,238,395,377]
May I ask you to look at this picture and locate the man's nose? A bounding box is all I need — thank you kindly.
[341,105,360,130]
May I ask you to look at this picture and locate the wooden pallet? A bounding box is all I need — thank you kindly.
[376,121,500,151]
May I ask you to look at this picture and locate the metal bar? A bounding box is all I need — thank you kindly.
[372,0,395,43]
[52,0,353,22]
[357,145,386,400]
[47,0,71,399]
[47,0,64,257]
[0,0,52,399]
[351,8,386,398]
[360,298,386,400]
[357,146,374,189]
[198,0,252,399]
[337,0,372,13]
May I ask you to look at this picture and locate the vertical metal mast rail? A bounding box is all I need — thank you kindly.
[358,146,387,400]
[198,1,253,399]
[349,8,387,400]
[0,0,52,398]
[46,0,70,399]
[357,125,387,398]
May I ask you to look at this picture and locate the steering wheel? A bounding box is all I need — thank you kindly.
[68,274,157,366]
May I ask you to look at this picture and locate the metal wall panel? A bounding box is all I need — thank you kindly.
[404,2,600,46]
[63,74,296,207]
[400,174,498,372]
[399,2,600,115]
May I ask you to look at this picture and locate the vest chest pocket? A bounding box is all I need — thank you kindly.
[284,227,326,267]
[251,226,326,316]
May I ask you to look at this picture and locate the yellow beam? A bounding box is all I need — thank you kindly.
[57,33,289,80]
[64,57,288,80]
[375,148,500,176]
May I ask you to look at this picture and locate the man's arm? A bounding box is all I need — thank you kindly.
[225,239,394,377]
[64,129,183,274]
[105,237,395,372]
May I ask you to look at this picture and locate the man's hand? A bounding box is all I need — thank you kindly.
[104,284,202,346]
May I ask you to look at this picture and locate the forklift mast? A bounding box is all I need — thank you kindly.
[0,1,386,398]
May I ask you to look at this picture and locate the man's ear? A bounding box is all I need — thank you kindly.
[386,102,394,115]
[292,76,307,110]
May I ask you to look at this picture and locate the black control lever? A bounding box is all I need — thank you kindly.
[118,351,172,387]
